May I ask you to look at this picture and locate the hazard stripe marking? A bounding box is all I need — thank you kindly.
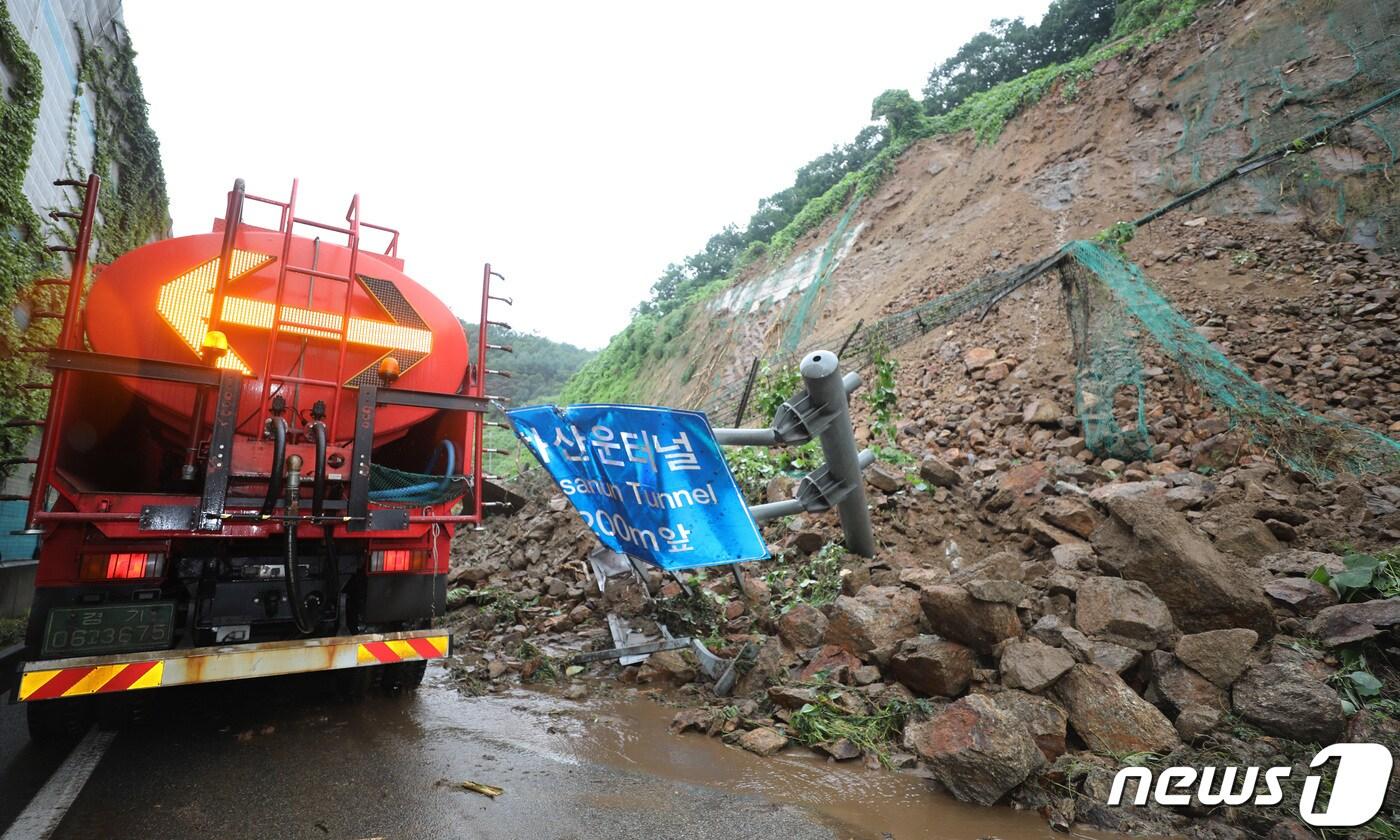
[360,641,400,664]
[356,636,448,665]
[407,636,443,659]
[19,661,165,701]
[97,660,161,694]
[23,632,450,697]
[24,667,94,701]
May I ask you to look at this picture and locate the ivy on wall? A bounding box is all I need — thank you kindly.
[0,2,57,475]
[0,10,172,480]
[72,25,170,261]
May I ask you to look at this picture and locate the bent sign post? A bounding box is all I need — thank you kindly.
[507,404,767,570]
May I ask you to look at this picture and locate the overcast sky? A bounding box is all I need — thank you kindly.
[123,0,1051,350]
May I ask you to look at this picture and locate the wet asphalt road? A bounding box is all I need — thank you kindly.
[2,666,1074,840]
[4,669,837,840]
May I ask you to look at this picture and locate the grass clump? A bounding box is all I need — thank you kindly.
[788,682,933,767]
[765,544,849,614]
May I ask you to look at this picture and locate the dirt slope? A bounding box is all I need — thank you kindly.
[636,0,1398,428]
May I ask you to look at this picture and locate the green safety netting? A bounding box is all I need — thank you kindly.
[368,463,470,507]
[780,198,864,353]
[1161,0,1400,246]
[1061,240,1400,478]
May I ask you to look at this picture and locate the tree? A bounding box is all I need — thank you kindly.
[871,89,922,138]
[921,0,1117,115]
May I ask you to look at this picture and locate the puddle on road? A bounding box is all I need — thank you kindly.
[412,673,1084,840]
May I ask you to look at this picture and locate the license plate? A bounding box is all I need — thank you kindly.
[42,603,175,657]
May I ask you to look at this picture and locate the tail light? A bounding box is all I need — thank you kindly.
[369,549,432,574]
[80,552,166,581]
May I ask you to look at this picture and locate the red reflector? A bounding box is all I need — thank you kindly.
[370,549,430,573]
[80,552,165,581]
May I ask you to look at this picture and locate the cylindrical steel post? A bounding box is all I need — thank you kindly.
[799,350,875,557]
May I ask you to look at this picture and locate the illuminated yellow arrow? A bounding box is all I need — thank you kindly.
[156,250,433,382]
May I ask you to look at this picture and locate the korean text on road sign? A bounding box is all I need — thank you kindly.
[508,404,768,570]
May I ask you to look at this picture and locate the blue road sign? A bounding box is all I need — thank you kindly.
[507,404,768,570]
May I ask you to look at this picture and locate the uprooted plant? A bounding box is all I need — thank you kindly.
[787,680,934,767]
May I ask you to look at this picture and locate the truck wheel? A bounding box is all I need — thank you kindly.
[334,665,375,701]
[27,698,92,743]
[382,660,427,694]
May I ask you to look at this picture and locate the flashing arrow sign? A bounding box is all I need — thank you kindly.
[155,250,434,384]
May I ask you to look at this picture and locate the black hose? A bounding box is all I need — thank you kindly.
[284,454,314,635]
[260,417,287,517]
[310,421,327,519]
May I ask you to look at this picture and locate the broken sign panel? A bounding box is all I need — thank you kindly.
[507,404,768,570]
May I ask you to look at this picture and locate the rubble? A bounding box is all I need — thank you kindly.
[1053,664,1180,755]
[824,586,922,657]
[1092,495,1276,635]
[998,638,1074,692]
[1231,662,1346,743]
[441,87,1400,836]
[907,694,1045,806]
[917,585,1022,653]
[1074,576,1177,650]
[1172,628,1258,688]
[888,636,975,697]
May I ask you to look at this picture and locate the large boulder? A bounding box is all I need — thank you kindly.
[1091,495,1275,636]
[777,603,829,649]
[1039,496,1102,540]
[888,636,976,698]
[1145,651,1227,715]
[1173,629,1258,688]
[999,638,1075,692]
[1264,578,1338,616]
[1053,664,1179,755]
[1208,518,1283,563]
[905,694,1045,805]
[739,726,789,757]
[919,456,962,488]
[824,586,922,657]
[1075,576,1176,650]
[1232,662,1345,743]
[993,689,1069,761]
[919,585,1022,653]
[1309,598,1400,648]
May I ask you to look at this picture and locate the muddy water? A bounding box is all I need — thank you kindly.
[422,681,1082,840]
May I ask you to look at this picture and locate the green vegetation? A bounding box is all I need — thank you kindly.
[1330,647,1388,717]
[0,15,170,479]
[0,4,55,479]
[462,322,595,405]
[0,613,26,647]
[71,26,171,261]
[655,586,726,641]
[562,0,1210,404]
[764,543,849,614]
[922,0,1116,116]
[1094,220,1138,252]
[787,681,933,767]
[862,346,899,444]
[515,641,560,683]
[1311,548,1400,602]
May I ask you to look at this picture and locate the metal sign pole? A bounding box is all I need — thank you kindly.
[799,350,875,557]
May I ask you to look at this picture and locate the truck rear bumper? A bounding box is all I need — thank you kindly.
[16,629,451,702]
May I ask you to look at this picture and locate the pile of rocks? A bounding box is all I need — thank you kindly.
[446,216,1400,836]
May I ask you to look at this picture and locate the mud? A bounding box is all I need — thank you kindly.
[564,692,1083,840]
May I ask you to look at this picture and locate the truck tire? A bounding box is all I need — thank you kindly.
[382,660,427,694]
[27,697,92,743]
[334,665,375,701]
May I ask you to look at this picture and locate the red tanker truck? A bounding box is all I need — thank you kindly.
[8,177,504,739]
